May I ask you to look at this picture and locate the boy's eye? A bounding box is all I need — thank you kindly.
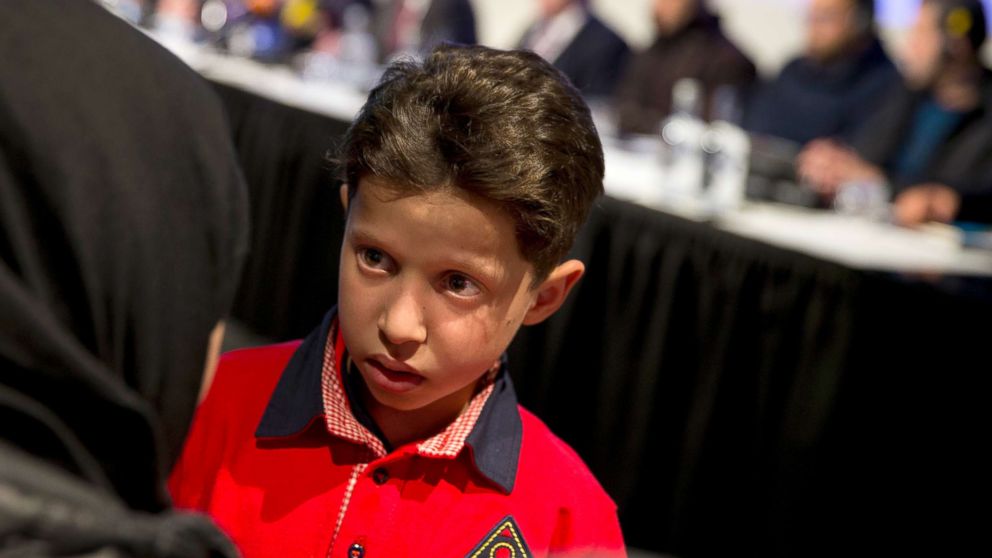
[443,273,481,297]
[358,248,393,272]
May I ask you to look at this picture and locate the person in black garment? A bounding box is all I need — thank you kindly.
[745,0,900,145]
[0,1,248,556]
[613,0,756,135]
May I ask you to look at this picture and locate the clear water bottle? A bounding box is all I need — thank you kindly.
[701,86,750,214]
[338,3,380,88]
[834,180,892,220]
[660,78,706,201]
[339,4,378,66]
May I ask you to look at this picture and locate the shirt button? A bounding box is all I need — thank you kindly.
[372,467,389,485]
[348,542,364,558]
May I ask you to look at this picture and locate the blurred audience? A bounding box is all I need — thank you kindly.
[745,0,899,145]
[149,0,475,63]
[372,0,477,61]
[798,0,992,207]
[518,0,630,98]
[112,0,992,229]
[1,0,248,555]
[613,0,756,135]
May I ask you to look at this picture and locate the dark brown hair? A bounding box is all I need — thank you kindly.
[338,44,604,280]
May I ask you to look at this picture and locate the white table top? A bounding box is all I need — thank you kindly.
[158,34,992,278]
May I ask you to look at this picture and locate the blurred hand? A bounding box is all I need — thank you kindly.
[893,184,961,226]
[796,139,885,197]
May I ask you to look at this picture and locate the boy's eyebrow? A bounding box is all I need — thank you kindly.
[346,226,381,246]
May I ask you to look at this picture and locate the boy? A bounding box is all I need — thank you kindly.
[169,45,625,557]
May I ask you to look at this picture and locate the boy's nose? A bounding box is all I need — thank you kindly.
[377,289,427,348]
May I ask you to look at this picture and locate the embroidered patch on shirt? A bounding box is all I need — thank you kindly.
[465,515,533,558]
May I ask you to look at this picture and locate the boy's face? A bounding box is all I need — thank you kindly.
[338,177,579,419]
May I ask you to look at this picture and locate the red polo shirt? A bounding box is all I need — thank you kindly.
[169,311,625,557]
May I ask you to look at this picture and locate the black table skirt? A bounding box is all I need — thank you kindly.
[213,82,992,556]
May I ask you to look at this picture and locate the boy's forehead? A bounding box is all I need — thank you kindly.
[349,177,535,279]
[354,176,506,233]
[358,175,482,206]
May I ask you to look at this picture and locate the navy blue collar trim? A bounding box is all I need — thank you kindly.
[254,308,522,493]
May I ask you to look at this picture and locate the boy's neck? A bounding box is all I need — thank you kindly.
[357,376,482,449]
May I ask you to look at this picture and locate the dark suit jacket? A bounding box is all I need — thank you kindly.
[519,15,631,98]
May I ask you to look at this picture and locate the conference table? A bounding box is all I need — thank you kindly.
[163,37,992,557]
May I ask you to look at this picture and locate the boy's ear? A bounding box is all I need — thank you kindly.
[339,184,350,211]
[522,259,585,326]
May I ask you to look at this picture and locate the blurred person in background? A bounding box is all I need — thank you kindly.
[279,0,331,51]
[517,0,631,98]
[372,0,476,62]
[613,0,756,135]
[745,0,899,145]
[0,0,248,555]
[229,0,297,60]
[304,0,377,55]
[798,0,992,211]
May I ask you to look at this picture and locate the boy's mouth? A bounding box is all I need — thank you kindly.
[366,358,425,393]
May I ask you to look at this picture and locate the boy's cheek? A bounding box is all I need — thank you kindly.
[432,311,514,360]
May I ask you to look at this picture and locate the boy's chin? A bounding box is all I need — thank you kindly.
[360,372,480,417]
[365,388,430,413]
[357,368,429,411]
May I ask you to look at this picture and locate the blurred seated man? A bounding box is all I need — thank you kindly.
[373,0,476,61]
[798,0,992,204]
[745,0,899,145]
[613,0,756,135]
[518,0,631,98]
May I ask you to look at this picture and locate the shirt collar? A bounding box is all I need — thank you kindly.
[255,308,522,493]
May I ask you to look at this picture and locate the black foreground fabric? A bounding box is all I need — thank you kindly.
[217,84,992,557]
[0,0,248,524]
[212,84,349,340]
